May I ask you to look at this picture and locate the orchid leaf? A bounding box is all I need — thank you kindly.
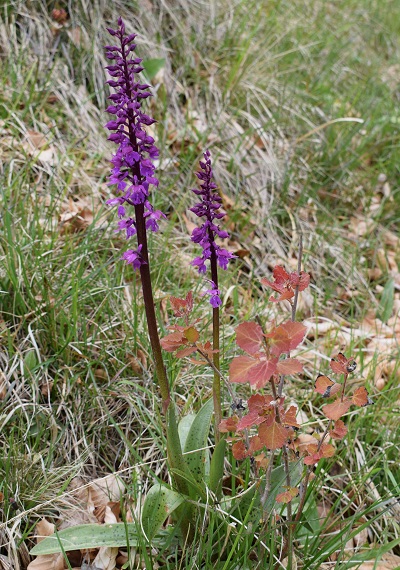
[184,398,213,492]
[141,484,185,541]
[30,524,139,555]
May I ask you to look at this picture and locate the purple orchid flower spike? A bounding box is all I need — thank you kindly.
[104,17,165,267]
[190,150,235,306]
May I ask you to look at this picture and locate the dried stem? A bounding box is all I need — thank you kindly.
[260,450,275,509]
[291,233,303,322]
[341,373,349,401]
[277,420,332,567]
[196,347,235,402]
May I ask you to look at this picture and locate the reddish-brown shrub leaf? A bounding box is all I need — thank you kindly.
[160,331,185,351]
[248,394,273,413]
[322,398,351,421]
[282,405,299,428]
[219,416,239,433]
[352,386,372,407]
[276,487,299,504]
[304,452,322,465]
[267,321,307,356]
[330,359,347,375]
[237,411,265,430]
[315,375,341,397]
[295,271,311,291]
[188,358,206,365]
[261,266,289,293]
[235,321,264,355]
[272,265,290,282]
[185,291,194,312]
[277,358,303,375]
[305,443,319,455]
[269,290,294,303]
[248,358,278,388]
[258,420,288,449]
[170,292,193,317]
[329,419,348,440]
[330,353,356,374]
[248,435,264,454]
[229,355,258,383]
[183,326,199,343]
[320,443,335,458]
[198,340,218,358]
[232,440,248,460]
[170,296,186,315]
[175,346,198,358]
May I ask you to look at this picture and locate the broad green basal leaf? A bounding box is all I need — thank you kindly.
[30,524,139,555]
[141,484,185,541]
[184,398,213,489]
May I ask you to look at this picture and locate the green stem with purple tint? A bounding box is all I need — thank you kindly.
[209,240,222,442]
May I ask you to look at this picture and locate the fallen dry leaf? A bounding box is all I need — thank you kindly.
[59,198,96,234]
[92,547,118,570]
[27,554,65,570]
[356,552,400,570]
[23,130,56,165]
[28,519,64,570]
[89,475,124,508]
[35,518,55,542]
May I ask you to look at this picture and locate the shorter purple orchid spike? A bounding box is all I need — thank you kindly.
[190,151,234,305]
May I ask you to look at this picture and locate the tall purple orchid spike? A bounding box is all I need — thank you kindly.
[190,150,235,306]
[105,17,165,267]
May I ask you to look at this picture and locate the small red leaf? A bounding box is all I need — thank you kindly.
[248,435,264,454]
[170,292,193,317]
[229,355,258,383]
[330,353,357,374]
[269,290,294,303]
[293,271,311,292]
[160,331,185,351]
[277,358,303,375]
[272,265,290,283]
[329,419,348,440]
[315,375,341,397]
[175,346,198,358]
[237,411,265,430]
[322,398,352,421]
[352,386,373,407]
[183,326,199,343]
[304,454,322,466]
[235,321,264,355]
[248,358,278,388]
[276,487,299,504]
[320,443,335,458]
[248,394,274,413]
[258,420,288,450]
[219,416,239,433]
[267,321,307,357]
[282,405,299,428]
[232,440,248,460]
[330,359,347,375]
